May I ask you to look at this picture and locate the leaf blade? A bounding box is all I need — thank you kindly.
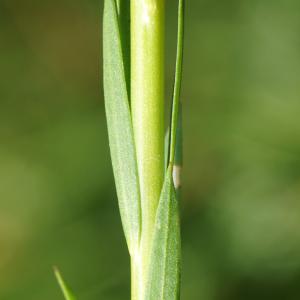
[116,0,130,94]
[145,167,181,300]
[54,267,77,300]
[103,0,141,252]
[168,0,185,166]
[165,103,183,191]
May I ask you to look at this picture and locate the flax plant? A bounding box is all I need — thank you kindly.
[55,0,184,299]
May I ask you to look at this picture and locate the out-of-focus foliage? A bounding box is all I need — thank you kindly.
[1,0,300,299]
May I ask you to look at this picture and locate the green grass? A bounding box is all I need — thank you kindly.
[103,0,184,299]
[2,0,300,299]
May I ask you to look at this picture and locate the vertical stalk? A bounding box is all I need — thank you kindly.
[131,0,165,298]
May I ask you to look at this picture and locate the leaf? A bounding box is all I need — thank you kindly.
[164,128,170,171]
[54,267,77,300]
[145,167,181,300]
[115,0,130,94]
[103,0,141,253]
[168,0,185,167]
[174,103,183,168]
[165,104,182,190]
[145,0,184,296]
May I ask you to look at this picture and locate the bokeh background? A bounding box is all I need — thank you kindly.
[1,0,300,299]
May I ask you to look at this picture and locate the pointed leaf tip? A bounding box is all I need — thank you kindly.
[145,167,181,300]
[54,267,77,300]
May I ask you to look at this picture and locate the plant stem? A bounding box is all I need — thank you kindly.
[131,0,165,298]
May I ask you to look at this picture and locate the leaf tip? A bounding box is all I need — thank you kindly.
[54,266,76,300]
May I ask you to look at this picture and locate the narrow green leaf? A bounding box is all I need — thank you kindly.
[145,167,181,300]
[174,103,183,168]
[165,104,183,190]
[103,0,141,253]
[173,103,183,197]
[168,0,185,167]
[164,128,170,171]
[54,267,77,300]
[116,0,130,94]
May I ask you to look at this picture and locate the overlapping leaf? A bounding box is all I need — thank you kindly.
[145,167,181,300]
[145,0,185,297]
[103,0,141,253]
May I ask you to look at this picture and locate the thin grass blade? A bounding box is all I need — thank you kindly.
[165,103,183,190]
[168,0,185,167]
[164,128,170,170]
[103,0,141,253]
[116,0,130,93]
[54,267,77,300]
[145,167,181,300]
[173,103,182,194]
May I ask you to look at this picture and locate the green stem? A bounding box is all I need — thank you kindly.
[131,0,165,298]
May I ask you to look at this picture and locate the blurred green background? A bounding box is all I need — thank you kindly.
[1,0,300,299]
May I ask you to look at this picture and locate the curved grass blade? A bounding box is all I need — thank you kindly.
[54,267,77,300]
[103,0,141,253]
[145,167,181,300]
